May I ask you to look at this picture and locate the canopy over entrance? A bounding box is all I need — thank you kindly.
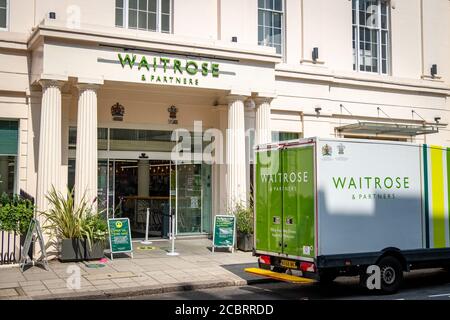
[336,122,440,137]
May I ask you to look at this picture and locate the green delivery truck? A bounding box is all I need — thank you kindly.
[251,137,450,293]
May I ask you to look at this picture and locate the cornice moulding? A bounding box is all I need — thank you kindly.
[275,66,450,96]
[27,20,282,64]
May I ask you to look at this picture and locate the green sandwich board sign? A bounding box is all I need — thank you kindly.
[212,215,236,253]
[108,218,133,260]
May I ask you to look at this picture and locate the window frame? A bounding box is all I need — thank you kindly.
[271,131,302,143]
[116,0,172,34]
[258,0,285,57]
[0,120,19,195]
[352,0,391,75]
[0,0,9,31]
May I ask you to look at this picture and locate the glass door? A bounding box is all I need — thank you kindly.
[96,159,212,237]
[176,163,202,234]
[97,160,109,217]
[175,162,212,235]
[170,161,177,236]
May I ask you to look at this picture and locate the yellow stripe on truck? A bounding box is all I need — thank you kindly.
[431,146,446,248]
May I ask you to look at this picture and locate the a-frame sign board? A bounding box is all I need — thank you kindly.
[20,218,49,272]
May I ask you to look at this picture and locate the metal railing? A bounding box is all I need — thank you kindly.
[0,230,21,265]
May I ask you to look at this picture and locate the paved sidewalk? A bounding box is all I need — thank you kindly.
[0,239,264,300]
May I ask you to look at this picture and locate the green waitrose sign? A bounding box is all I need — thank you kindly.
[118,53,220,86]
[108,218,133,254]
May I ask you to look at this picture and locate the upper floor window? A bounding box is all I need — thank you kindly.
[352,0,390,74]
[0,0,8,30]
[258,0,284,55]
[116,0,171,33]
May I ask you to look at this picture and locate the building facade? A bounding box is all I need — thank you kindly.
[0,0,449,238]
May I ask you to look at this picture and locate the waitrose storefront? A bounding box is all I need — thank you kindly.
[4,19,448,243]
[24,20,279,239]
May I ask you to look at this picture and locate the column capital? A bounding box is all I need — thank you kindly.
[76,83,102,92]
[253,97,274,106]
[76,77,104,92]
[39,79,65,90]
[225,94,248,105]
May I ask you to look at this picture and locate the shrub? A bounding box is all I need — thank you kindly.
[231,202,254,235]
[0,193,34,235]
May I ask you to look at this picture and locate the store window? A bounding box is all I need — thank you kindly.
[0,0,8,30]
[258,0,284,55]
[272,131,301,142]
[115,0,172,33]
[109,128,175,152]
[70,127,209,154]
[69,127,108,150]
[0,120,18,195]
[352,0,390,74]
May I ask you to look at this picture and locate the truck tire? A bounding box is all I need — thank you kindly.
[377,256,403,294]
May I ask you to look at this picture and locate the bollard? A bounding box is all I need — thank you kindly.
[140,208,152,245]
[166,213,179,256]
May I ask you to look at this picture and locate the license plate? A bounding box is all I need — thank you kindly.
[280,259,297,269]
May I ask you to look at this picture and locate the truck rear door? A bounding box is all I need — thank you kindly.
[281,144,316,259]
[255,147,283,254]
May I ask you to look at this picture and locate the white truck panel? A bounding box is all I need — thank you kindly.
[316,138,424,256]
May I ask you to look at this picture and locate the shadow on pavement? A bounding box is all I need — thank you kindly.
[220,263,269,283]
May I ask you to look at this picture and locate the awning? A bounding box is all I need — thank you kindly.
[336,122,439,137]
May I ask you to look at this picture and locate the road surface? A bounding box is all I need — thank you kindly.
[124,268,450,300]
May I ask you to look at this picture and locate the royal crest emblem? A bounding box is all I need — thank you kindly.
[168,105,178,124]
[322,144,332,156]
[337,143,346,155]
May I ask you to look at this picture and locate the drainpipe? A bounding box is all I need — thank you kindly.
[299,111,305,137]
[420,0,425,77]
[300,0,304,62]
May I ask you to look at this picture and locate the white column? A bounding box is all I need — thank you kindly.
[216,106,228,215]
[74,84,99,207]
[226,95,248,211]
[254,97,272,145]
[138,159,150,197]
[36,80,63,212]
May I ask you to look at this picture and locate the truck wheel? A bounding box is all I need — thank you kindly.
[377,256,403,294]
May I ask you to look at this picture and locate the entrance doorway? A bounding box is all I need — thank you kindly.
[115,160,172,239]
[69,127,213,239]
[98,160,173,239]
[96,159,212,239]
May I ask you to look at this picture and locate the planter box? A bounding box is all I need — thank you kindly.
[60,239,105,262]
[237,232,254,252]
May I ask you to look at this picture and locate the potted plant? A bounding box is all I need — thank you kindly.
[41,187,108,262]
[233,202,254,252]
